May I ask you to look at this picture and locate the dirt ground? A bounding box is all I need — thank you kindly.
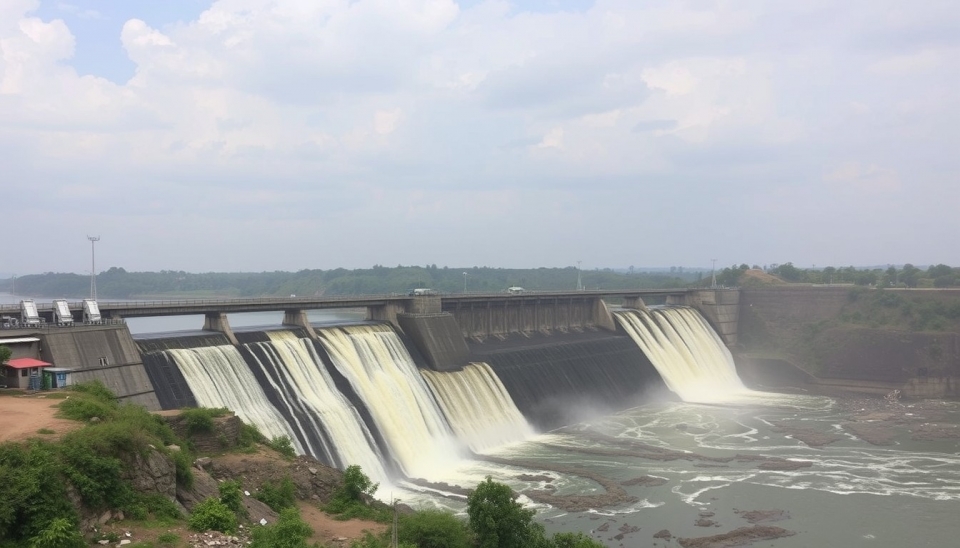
[0,392,82,442]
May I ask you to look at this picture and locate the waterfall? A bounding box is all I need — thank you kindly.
[243,331,388,482]
[615,307,749,403]
[316,324,465,478]
[164,345,303,452]
[421,362,535,453]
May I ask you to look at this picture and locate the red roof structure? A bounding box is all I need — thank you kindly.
[3,358,53,369]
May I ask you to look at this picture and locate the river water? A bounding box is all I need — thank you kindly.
[413,393,960,546]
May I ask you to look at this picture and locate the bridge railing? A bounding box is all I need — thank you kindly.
[0,288,696,315]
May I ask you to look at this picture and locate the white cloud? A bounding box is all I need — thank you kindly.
[824,162,901,192]
[0,0,957,272]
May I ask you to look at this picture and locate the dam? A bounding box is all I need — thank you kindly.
[4,288,960,547]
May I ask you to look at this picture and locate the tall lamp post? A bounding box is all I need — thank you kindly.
[576,260,583,291]
[710,258,717,289]
[463,272,468,293]
[87,236,100,300]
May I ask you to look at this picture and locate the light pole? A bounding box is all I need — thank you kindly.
[462,272,468,293]
[710,258,717,289]
[87,235,100,300]
[10,274,14,296]
[577,260,583,291]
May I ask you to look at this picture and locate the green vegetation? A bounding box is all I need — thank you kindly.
[218,480,247,519]
[36,428,54,435]
[179,407,230,436]
[155,532,180,546]
[267,435,297,459]
[27,518,86,548]
[254,476,298,513]
[248,508,313,548]
[0,382,194,546]
[326,469,603,548]
[0,346,10,366]
[324,465,388,521]
[187,498,236,534]
[3,265,699,299]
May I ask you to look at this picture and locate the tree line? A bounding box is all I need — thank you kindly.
[0,265,701,299]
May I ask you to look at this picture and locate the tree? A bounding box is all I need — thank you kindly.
[339,464,379,503]
[467,477,541,548]
[0,345,10,365]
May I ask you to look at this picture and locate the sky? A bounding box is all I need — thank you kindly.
[1,0,957,275]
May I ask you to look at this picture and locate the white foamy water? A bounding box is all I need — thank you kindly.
[316,324,466,478]
[164,345,304,453]
[421,362,536,453]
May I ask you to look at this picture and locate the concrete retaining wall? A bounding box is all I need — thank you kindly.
[396,313,470,371]
[445,295,612,340]
[688,289,740,346]
[40,324,160,409]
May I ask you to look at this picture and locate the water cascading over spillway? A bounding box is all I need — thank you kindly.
[615,307,750,403]
[163,346,304,452]
[421,362,535,453]
[316,324,464,478]
[243,331,388,482]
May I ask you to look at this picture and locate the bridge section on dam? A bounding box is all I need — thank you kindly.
[1,288,739,376]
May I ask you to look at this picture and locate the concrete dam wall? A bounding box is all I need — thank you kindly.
[739,286,960,397]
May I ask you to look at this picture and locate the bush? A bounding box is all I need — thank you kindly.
[551,532,606,547]
[254,476,297,512]
[28,518,86,548]
[267,435,297,459]
[249,507,313,548]
[180,407,230,436]
[188,497,237,534]
[238,422,266,450]
[325,466,388,521]
[398,509,472,548]
[467,477,540,548]
[157,532,180,546]
[219,480,247,519]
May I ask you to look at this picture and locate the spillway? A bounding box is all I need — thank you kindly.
[421,362,535,453]
[316,324,464,478]
[615,307,749,403]
[242,331,388,481]
[163,345,304,452]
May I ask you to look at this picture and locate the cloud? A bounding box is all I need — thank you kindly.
[0,0,957,272]
[824,162,901,192]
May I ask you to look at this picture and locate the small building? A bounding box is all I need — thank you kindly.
[2,357,53,390]
[42,367,74,389]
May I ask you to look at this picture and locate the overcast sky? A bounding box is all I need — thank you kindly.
[1,0,957,275]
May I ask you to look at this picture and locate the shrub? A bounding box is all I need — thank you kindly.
[157,532,180,546]
[467,477,539,548]
[180,407,230,436]
[188,497,237,534]
[254,476,297,512]
[551,532,606,547]
[249,507,313,548]
[28,518,86,548]
[238,422,266,450]
[218,480,247,518]
[267,435,297,459]
[325,466,387,521]
[398,509,472,548]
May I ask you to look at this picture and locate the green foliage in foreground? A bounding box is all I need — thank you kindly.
[254,476,298,513]
[180,407,230,436]
[324,465,387,521]
[27,518,86,548]
[0,382,193,545]
[188,498,236,534]
[249,508,313,548]
[328,469,603,548]
[267,435,297,459]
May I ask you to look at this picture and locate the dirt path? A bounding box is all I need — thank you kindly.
[0,393,81,442]
[299,503,388,547]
